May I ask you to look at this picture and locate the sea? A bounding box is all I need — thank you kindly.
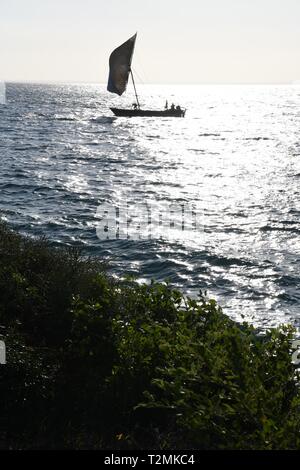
[0,82,299,329]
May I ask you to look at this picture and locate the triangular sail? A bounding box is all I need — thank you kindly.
[107,33,137,96]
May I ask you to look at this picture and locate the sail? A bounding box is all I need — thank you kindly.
[107,34,137,96]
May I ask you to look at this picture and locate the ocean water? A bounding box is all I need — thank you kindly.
[0,82,300,329]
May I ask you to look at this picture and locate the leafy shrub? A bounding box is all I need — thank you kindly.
[0,221,300,449]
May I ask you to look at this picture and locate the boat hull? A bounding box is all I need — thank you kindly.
[110,107,186,118]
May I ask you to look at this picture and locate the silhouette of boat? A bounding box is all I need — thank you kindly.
[107,33,186,118]
[110,107,186,118]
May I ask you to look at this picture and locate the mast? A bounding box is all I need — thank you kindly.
[130,70,140,109]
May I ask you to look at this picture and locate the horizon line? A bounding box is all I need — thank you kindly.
[2,79,300,86]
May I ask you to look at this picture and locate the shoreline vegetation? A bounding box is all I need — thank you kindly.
[0,221,300,449]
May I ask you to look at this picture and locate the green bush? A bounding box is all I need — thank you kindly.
[0,221,300,449]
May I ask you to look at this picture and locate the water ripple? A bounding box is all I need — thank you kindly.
[0,83,300,329]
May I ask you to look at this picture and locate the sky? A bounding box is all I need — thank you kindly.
[0,0,299,84]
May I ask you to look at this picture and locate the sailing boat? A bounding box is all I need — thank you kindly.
[107,33,186,118]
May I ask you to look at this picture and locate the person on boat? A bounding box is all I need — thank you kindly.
[170,103,175,111]
[176,105,182,111]
[165,100,168,109]
[132,103,138,110]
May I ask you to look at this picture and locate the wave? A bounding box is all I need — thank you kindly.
[53,115,78,121]
[199,133,221,137]
[13,144,49,151]
[89,117,116,124]
[260,224,300,233]
[243,137,271,141]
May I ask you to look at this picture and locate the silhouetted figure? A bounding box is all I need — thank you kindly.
[132,103,138,110]
[165,100,168,109]
[176,105,181,111]
[170,103,175,111]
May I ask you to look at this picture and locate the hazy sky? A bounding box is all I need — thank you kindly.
[1,0,299,83]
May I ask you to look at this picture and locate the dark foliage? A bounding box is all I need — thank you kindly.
[0,222,299,449]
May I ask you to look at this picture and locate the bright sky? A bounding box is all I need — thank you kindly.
[1,0,299,83]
